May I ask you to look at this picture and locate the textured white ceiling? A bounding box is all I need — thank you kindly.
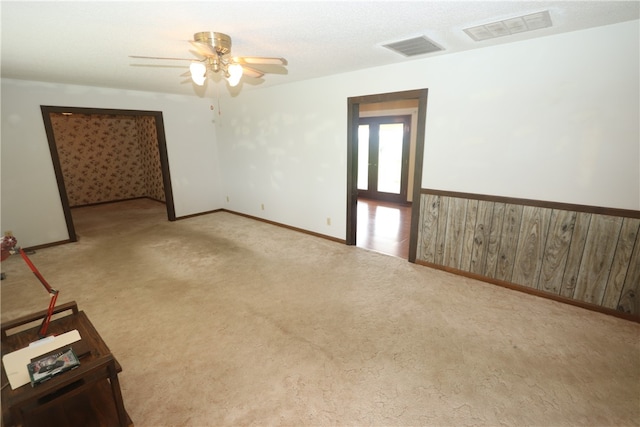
[1,1,638,96]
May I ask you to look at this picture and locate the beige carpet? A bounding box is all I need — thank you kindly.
[2,199,639,427]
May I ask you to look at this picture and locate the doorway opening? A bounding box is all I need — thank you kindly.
[40,106,176,242]
[347,89,428,262]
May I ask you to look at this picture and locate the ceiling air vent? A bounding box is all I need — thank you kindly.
[382,36,444,57]
[464,10,552,41]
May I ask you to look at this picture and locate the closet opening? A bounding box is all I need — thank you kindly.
[40,106,175,242]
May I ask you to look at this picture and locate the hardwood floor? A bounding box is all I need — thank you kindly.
[356,198,411,258]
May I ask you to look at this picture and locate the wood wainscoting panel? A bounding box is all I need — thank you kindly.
[417,189,640,319]
[443,197,467,270]
[617,233,640,315]
[494,204,523,282]
[602,218,640,310]
[512,206,552,289]
[460,199,479,272]
[573,214,623,305]
[434,196,450,266]
[559,212,592,299]
[484,202,505,279]
[537,209,576,294]
[417,193,440,263]
[469,200,494,275]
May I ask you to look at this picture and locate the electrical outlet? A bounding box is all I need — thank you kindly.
[326,217,331,226]
[226,196,230,202]
[261,203,265,211]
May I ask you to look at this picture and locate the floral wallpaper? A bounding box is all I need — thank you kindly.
[51,113,165,207]
[138,116,165,202]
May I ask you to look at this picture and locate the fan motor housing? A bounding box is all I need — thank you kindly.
[194,32,232,55]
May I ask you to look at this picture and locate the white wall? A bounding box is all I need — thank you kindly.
[420,21,639,207]
[218,20,639,240]
[1,79,223,247]
[217,82,349,236]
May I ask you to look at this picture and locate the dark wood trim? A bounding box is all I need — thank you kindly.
[346,100,359,246]
[175,208,225,220]
[349,90,428,104]
[41,106,167,117]
[357,196,412,207]
[40,107,77,242]
[21,239,74,253]
[153,113,176,221]
[408,90,428,263]
[421,188,640,219]
[223,210,346,244]
[416,259,640,323]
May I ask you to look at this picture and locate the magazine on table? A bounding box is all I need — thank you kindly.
[27,347,80,386]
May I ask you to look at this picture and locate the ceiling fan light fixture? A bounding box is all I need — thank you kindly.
[132,31,287,91]
[192,74,206,86]
[227,63,243,87]
[189,62,207,85]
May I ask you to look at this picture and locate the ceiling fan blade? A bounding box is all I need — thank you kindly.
[188,49,207,59]
[189,41,217,57]
[241,65,264,79]
[235,56,288,66]
[130,55,195,61]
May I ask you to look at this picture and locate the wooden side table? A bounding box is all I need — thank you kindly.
[1,301,133,427]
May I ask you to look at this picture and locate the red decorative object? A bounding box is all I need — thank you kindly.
[18,249,59,338]
[1,234,59,338]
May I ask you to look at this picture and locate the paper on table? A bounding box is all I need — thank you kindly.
[2,329,81,389]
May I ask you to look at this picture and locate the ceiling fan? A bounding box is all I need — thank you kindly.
[130,31,288,87]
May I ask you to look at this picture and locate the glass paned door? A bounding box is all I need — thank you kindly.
[357,115,410,203]
[377,123,404,194]
[357,125,370,190]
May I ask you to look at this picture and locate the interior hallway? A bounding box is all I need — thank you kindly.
[357,197,411,258]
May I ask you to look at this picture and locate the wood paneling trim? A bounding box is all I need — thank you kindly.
[421,188,640,219]
[416,259,640,324]
[416,191,640,321]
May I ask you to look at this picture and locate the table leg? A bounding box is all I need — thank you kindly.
[107,361,128,427]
